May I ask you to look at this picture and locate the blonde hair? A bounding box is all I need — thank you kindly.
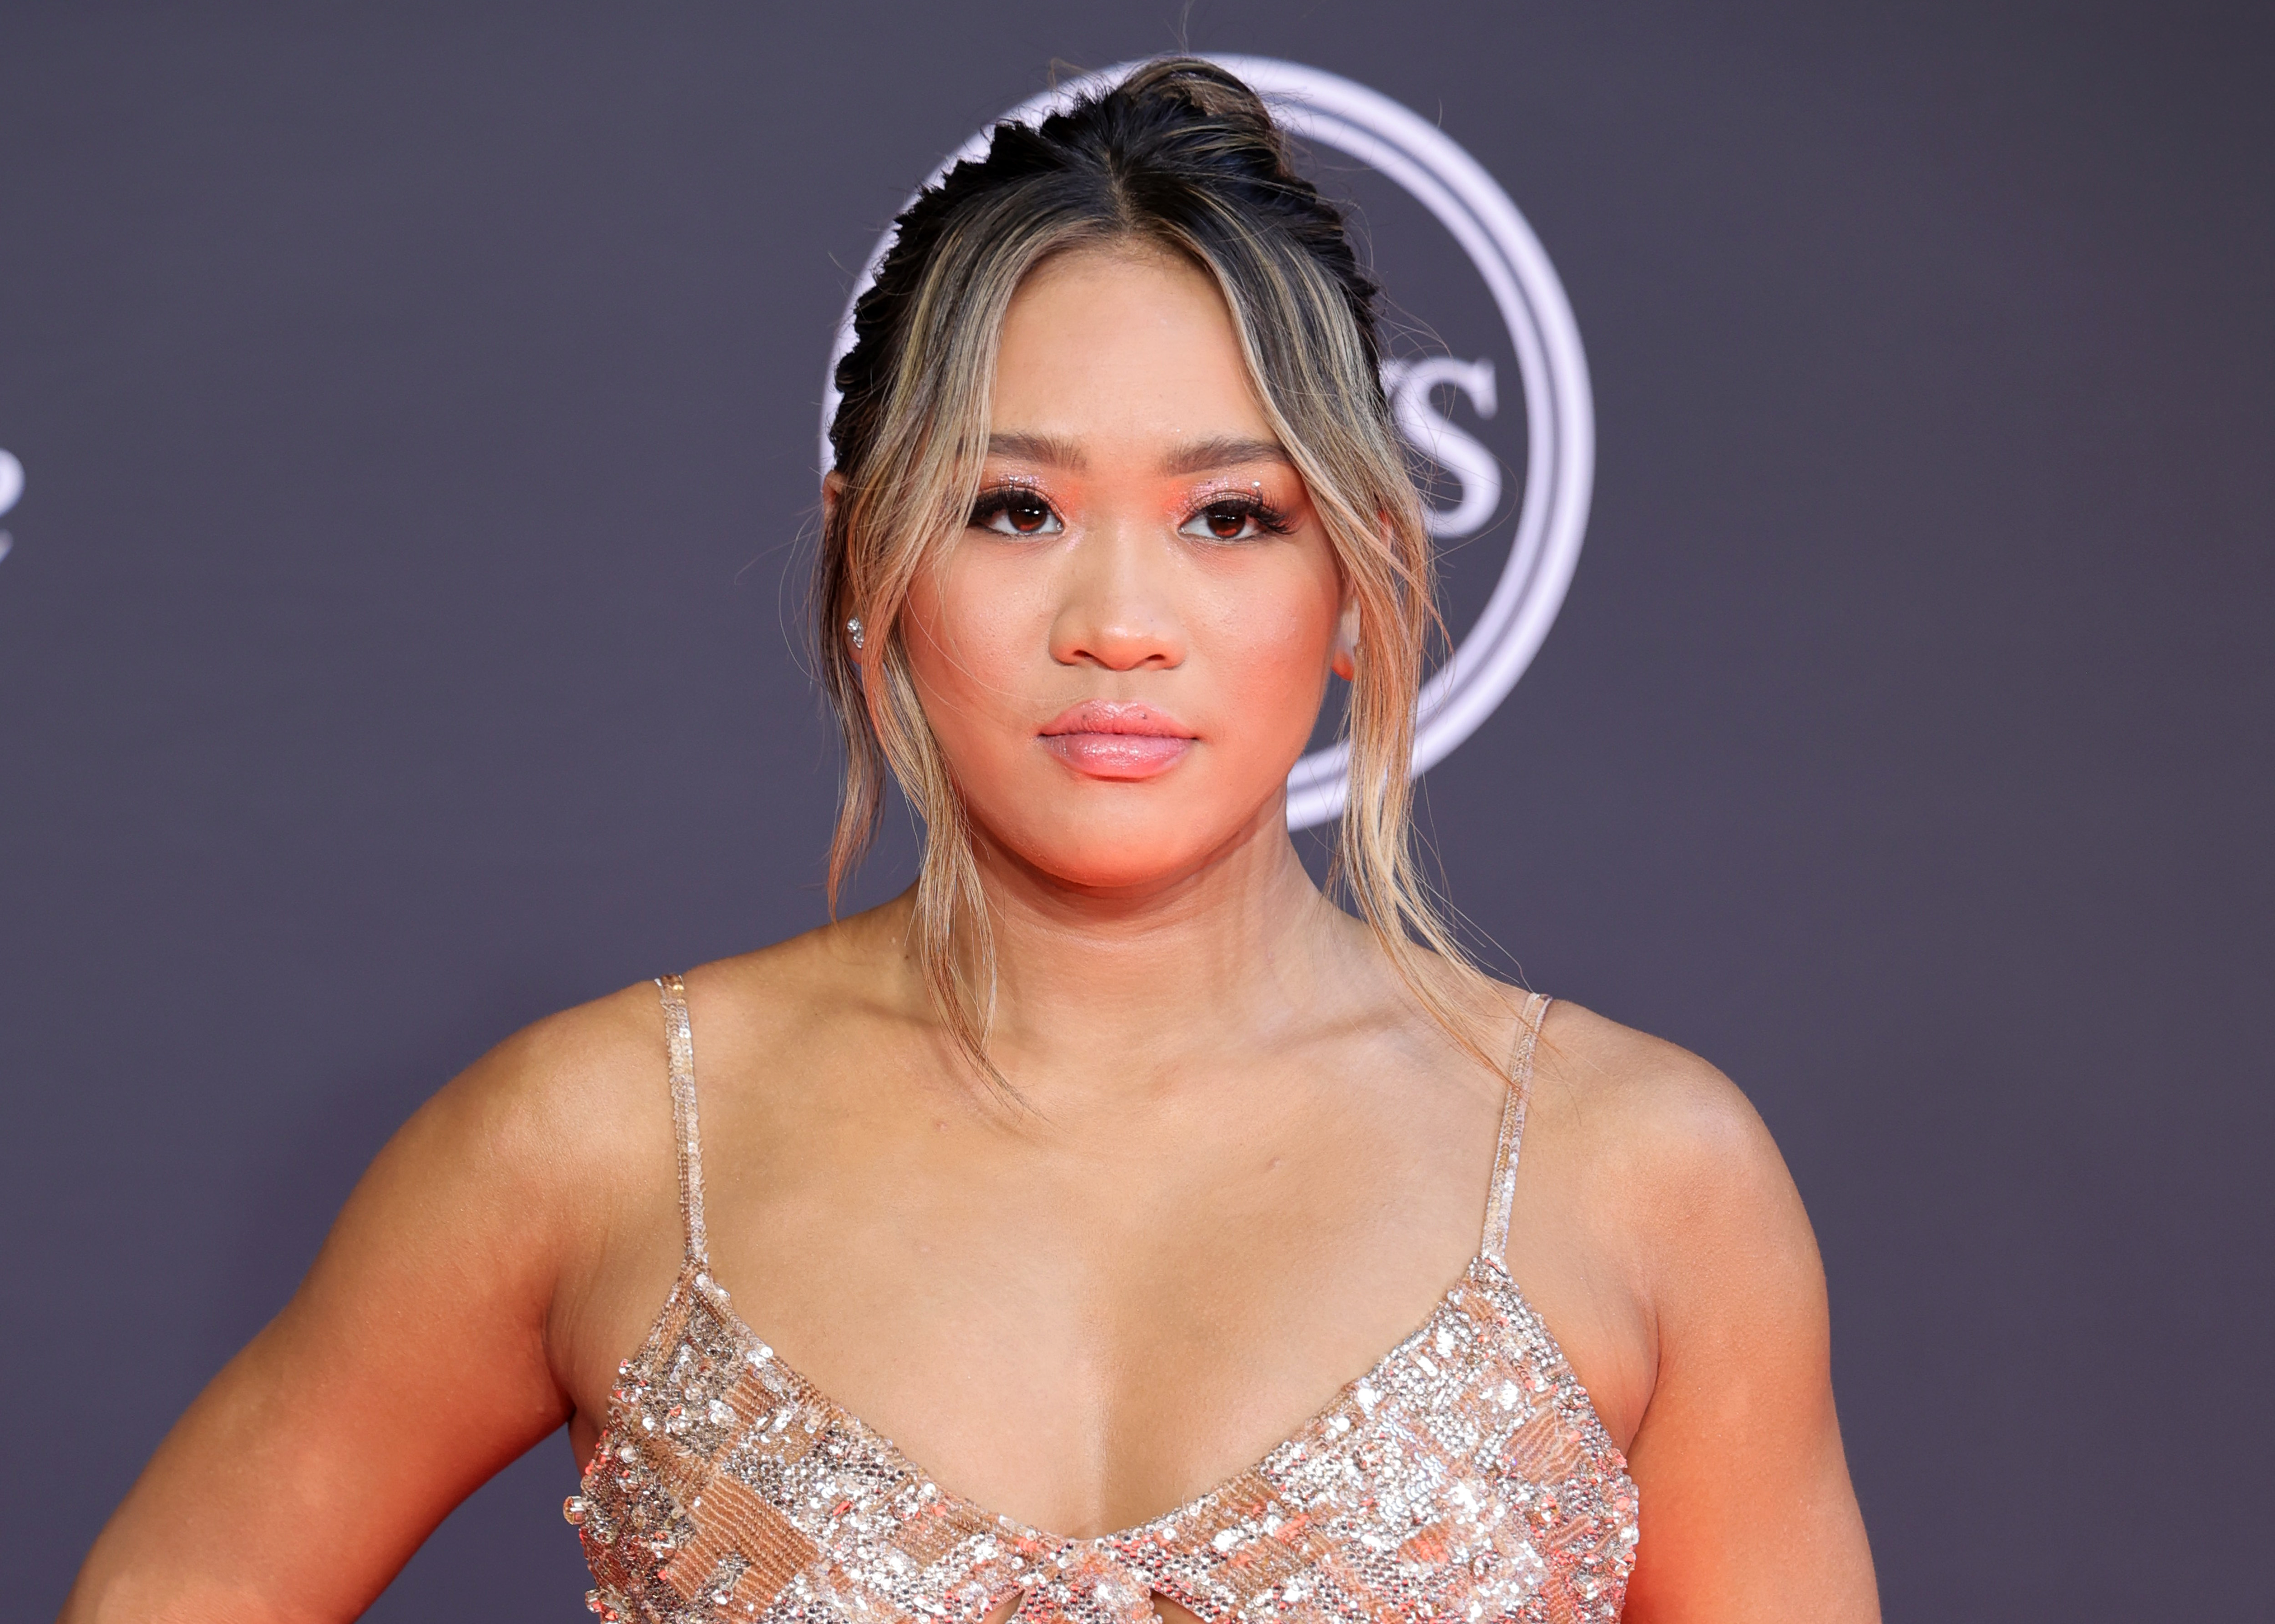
[817,58,1498,1084]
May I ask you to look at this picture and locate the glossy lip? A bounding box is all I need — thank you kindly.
[1037,699,1198,781]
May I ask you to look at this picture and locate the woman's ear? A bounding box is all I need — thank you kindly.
[1331,592,1360,681]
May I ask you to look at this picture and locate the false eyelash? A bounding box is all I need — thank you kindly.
[968,485,1059,528]
[1191,491,1294,536]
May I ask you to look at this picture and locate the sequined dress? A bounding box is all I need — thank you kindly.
[567,978,1639,1624]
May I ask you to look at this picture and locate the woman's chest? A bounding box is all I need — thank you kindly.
[571,1251,1639,1624]
[565,1029,1650,1525]
[633,1158,1487,1528]
[567,1068,1498,1505]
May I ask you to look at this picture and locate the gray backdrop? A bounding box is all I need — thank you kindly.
[3,3,2269,1618]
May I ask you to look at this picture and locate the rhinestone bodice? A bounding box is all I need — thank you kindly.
[568,980,1639,1624]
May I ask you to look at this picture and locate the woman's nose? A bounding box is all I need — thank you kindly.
[1047,522,1188,672]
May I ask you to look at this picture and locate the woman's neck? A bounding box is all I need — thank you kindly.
[949,801,1375,1088]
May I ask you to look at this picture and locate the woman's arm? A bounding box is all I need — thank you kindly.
[1613,1053,1880,1621]
[59,988,666,1624]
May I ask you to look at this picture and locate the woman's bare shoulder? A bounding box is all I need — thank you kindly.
[379,978,682,1246]
[1524,1002,1871,1615]
[1531,1000,1773,1158]
[1525,999,1820,1294]
[438,907,910,1189]
[670,902,930,1086]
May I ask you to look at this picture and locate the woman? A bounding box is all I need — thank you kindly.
[65,59,1877,1623]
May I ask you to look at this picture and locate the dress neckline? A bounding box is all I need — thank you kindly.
[605,974,1584,1555]
[611,1243,1570,1553]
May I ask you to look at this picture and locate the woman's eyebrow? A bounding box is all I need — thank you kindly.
[986,431,1085,469]
[1161,435,1291,475]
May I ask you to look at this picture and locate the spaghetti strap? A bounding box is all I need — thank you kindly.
[1480,992,1552,1265]
[575,977,1640,1623]
[655,974,708,1264]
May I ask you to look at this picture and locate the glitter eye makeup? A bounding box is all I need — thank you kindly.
[1178,490,1294,543]
[969,486,1064,537]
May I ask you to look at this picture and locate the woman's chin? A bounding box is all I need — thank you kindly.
[969,767,1292,894]
[997,825,1256,896]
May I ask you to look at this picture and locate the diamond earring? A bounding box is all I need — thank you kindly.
[845,616,865,651]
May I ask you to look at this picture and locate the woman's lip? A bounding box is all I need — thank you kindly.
[1040,732,1193,780]
[1038,700,1197,739]
[1037,701,1198,780]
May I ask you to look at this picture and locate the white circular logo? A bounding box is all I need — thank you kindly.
[823,57,1592,830]
[0,449,21,564]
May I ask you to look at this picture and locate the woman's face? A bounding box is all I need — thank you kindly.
[897,243,1352,895]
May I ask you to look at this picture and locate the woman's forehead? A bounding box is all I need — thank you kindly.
[990,248,1273,460]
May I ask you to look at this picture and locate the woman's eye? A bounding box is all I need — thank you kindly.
[974,490,1061,536]
[1179,502,1267,542]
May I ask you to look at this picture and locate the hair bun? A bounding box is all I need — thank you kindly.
[1110,56,1288,153]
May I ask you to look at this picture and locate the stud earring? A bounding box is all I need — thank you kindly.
[845,617,865,651]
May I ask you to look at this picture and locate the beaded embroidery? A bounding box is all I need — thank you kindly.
[568,979,1639,1624]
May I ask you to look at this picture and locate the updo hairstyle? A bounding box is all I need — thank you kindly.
[817,57,1495,1082]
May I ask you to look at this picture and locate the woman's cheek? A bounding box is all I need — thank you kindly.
[910,557,1039,722]
[1201,582,1337,759]
[920,574,1072,857]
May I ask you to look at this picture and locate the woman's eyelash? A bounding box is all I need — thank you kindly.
[966,487,1291,536]
[969,486,1060,532]
[1191,493,1294,536]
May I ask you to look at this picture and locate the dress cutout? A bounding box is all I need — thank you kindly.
[567,978,1638,1623]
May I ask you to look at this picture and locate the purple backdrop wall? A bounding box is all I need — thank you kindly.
[3,3,2269,1617]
